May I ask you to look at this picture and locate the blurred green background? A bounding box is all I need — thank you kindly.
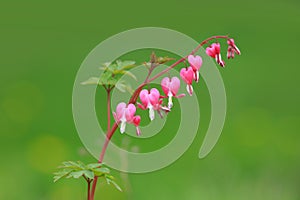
[1,0,300,199]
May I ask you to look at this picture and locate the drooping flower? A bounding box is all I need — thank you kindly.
[187,55,202,82]
[180,67,195,96]
[113,102,141,136]
[161,77,185,109]
[206,43,225,67]
[132,115,141,136]
[138,88,164,120]
[227,39,241,59]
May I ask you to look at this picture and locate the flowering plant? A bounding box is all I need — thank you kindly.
[54,35,241,200]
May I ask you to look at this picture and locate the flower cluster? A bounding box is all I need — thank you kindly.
[226,39,241,59]
[113,102,141,135]
[206,38,241,67]
[113,38,240,135]
[180,55,202,96]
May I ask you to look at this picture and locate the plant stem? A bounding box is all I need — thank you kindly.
[90,35,229,200]
[87,180,91,200]
[90,124,118,200]
[90,88,114,200]
[107,88,111,132]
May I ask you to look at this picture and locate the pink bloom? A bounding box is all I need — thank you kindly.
[161,77,185,109]
[180,67,194,96]
[187,55,202,82]
[206,43,225,67]
[113,102,141,136]
[227,39,241,59]
[138,88,163,120]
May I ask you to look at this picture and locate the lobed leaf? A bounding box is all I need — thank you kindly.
[86,163,103,169]
[157,56,175,64]
[83,170,94,180]
[116,60,135,70]
[54,160,122,192]
[53,169,73,182]
[105,174,122,192]
[68,170,85,179]
[81,77,100,85]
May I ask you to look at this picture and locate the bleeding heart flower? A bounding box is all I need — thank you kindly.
[132,115,141,136]
[227,39,241,59]
[180,67,194,96]
[113,102,141,136]
[138,88,163,120]
[206,43,225,67]
[161,77,185,109]
[187,55,202,82]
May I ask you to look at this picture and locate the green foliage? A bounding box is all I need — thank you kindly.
[104,174,123,192]
[151,53,174,65]
[143,52,174,69]
[53,161,122,192]
[80,77,101,85]
[81,60,136,93]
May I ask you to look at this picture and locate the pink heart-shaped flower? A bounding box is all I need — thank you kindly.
[188,55,202,71]
[161,76,180,96]
[180,67,194,85]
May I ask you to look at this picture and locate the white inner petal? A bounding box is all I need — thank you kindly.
[168,91,173,109]
[195,71,199,82]
[120,113,127,134]
[187,84,193,96]
[120,121,126,134]
[148,105,155,121]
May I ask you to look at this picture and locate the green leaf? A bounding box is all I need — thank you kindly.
[68,170,84,179]
[102,62,112,68]
[115,81,134,94]
[106,78,118,86]
[121,70,137,80]
[67,170,94,179]
[116,60,135,70]
[110,180,123,192]
[157,56,175,64]
[59,161,82,170]
[53,169,72,182]
[115,81,126,92]
[99,71,113,84]
[54,160,122,192]
[86,163,103,169]
[81,77,100,85]
[108,63,118,71]
[83,170,94,180]
[105,175,122,192]
[83,60,137,90]
[93,167,110,176]
[97,167,110,174]
[93,170,103,177]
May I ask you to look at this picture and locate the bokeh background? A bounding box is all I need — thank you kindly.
[1,0,299,199]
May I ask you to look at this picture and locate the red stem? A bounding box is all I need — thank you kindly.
[90,88,114,200]
[90,35,229,200]
[90,124,118,200]
[107,89,111,132]
[87,180,91,200]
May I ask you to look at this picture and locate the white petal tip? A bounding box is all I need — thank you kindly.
[149,108,155,121]
[187,84,193,96]
[120,121,126,134]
